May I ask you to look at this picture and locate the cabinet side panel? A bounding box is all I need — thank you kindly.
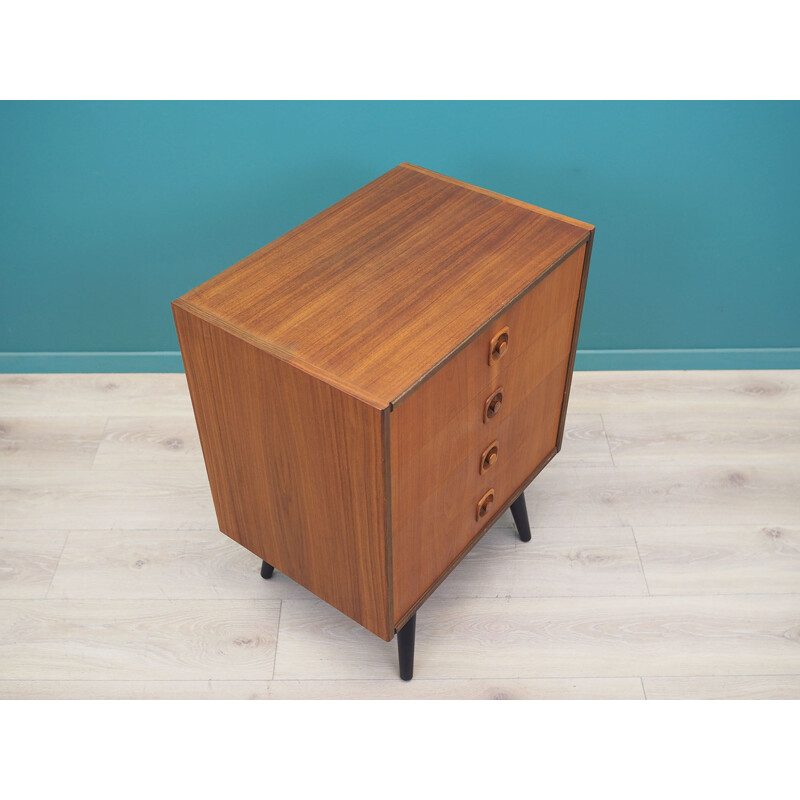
[173,303,391,640]
[557,229,594,448]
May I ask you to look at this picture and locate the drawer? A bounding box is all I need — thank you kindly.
[391,243,585,459]
[393,307,576,495]
[390,244,586,621]
[392,357,569,619]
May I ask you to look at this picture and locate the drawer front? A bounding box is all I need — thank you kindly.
[390,244,586,622]
[390,244,585,460]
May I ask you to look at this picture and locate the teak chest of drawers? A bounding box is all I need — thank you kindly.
[173,163,594,680]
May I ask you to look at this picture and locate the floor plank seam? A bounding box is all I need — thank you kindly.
[629,526,652,596]
[88,416,111,470]
[43,532,70,600]
[599,413,616,467]
[2,674,799,683]
[271,599,283,681]
[640,677,647,699]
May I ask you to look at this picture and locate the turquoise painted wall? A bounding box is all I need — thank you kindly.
[1,101,798,371]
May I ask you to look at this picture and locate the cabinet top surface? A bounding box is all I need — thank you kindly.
[175,163,593,409]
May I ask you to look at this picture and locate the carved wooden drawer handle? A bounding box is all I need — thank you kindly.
[488,327,509,365]
[483,387,504,422]
[476,489,495,521]
[480,441,499,474]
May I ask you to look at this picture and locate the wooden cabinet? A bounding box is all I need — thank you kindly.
[172,163,594,679]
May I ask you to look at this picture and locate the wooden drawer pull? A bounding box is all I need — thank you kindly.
[476,489,495,521]
[480,441,499,474]
[483,387,504,422]
[488,327,510,365]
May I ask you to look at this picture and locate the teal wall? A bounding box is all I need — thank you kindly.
[1,101,798,371]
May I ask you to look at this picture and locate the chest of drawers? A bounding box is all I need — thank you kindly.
[172,163,594,680]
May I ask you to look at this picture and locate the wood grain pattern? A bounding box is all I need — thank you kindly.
[427,529,516,599]
[0,373,193,416]
[556,231,593,450]
[0,469,215,530]
[642,676,800,700]
[0,599,280,680]
[392,317,576,480]
[392,364,567,620]
[273,598,400,679]
[400,163,595,231]
[603,410,800,465]
[46,530,317,600]
[525,463,800,527]
[173,305,392,639]
[0,677,645,700]
[0,417,106,470]
[409,595,800,679]
[568,370,800,414]
[177,164,591,407]
[433,526,648,599]
[635,525,800,595]
[0,531,68,598]
[274,595,800,679]
[388,245,586,451]
[390,247,586,622]
[92,416,203,470]
[510,527,648,597]
[556,413,614,465]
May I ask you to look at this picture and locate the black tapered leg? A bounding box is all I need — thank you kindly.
[260,560,275,579]
[510,493,532,542]
[397,613,416,681]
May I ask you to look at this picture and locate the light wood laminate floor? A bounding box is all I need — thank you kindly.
[1,371,798,700]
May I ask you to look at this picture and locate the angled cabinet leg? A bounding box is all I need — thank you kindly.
[397,613,417,681]
[510,493,532,542]
[260,560,275,579]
